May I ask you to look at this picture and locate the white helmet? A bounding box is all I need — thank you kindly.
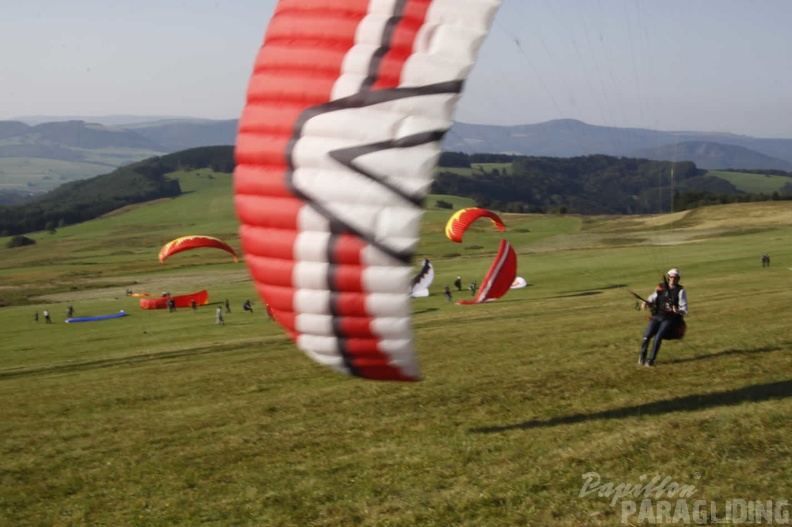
[667,268,681,279]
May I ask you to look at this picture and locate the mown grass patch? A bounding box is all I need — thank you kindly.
[2,178,792,526]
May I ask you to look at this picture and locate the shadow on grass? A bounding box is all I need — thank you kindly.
[547,283,629,299]
[666,345,783,365]
[0,344,246,380]
[471,379,792,433]
[562,284,628,293]
[550,291,603,299]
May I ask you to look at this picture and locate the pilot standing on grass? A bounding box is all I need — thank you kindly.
[638,268,687,367]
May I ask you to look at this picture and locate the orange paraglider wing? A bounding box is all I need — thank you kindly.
[139,290,209,310]
[159,235,238,263]
[445,208,506,243]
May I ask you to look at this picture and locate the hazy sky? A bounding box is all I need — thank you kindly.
[3,1,791,138]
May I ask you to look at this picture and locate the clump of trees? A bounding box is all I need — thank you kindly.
[5,235,35,248]
[0,146,235,236]
[433,153,792,214]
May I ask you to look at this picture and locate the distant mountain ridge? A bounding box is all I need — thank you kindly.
[2,117,791,180]
[125,119,238,151]
[0,119,237,200]
[444,119,792,171]
[634,141,792,171]
[0,120,166,161]
[11,114,200,126]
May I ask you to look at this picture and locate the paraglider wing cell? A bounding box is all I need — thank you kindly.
[159,235,238,263]
[445,207,506,243]
[234,0,502,381]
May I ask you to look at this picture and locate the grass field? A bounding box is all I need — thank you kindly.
[2,172,792,526]
[704,171,792,194]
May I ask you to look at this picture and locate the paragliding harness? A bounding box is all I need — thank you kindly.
[651,278,686,340]
[628,279,687,340]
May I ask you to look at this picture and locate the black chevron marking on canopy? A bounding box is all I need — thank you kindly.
[411,258,432,287]
[280,0,461,369]
[283,83,462,372]
[284,81,463,264]
[361,0,409,91]
[327,129,445,208]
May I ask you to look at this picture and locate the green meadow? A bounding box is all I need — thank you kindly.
[707,170,792,194]
[2,171,792,526]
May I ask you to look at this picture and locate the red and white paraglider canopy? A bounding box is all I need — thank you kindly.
[234,0,502,381]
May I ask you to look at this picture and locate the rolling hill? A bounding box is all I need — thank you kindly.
[634,141,792,171]
[1,171,791,525]
[3,117,792,201]
[0,120,169,199]
[444,119,792,170]
[0,146,233,236]
[3,146,791,236]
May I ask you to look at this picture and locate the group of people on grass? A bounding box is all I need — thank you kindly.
[31,266,697,368]
[215,299,251,324]
[444,276,479,302]
[34,297,275,326]
[34,305,74,324]
[216,299,276,324]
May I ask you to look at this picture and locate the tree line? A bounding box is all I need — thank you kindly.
[3,147,791,237]
[0,146,234,237]
[435,152,792,214]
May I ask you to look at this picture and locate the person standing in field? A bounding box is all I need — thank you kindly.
[454,276,462,291]
[34,311,39,323]
[638,268,688,367]
[225,298,231,314]
[216,306,225,325]
[444,285,453,302]
[43,309,52,323]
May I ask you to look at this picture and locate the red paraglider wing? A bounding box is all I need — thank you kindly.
[445,208,506,243]
[159,235,238,263]
[139,290,209,310]
[234,0,501,381]
[457,240,517,305]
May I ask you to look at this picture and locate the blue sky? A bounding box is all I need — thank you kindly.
[3,1,791,138]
